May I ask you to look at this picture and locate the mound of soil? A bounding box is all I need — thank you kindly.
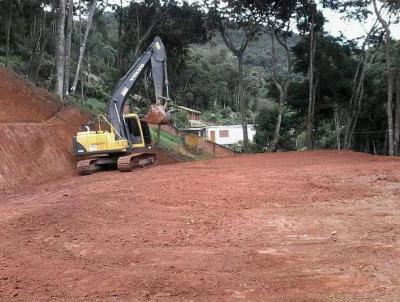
[0,68,88,191]
[0,68,61,123]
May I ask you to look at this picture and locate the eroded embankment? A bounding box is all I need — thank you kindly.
[0,68,88,191]
[0,108,88,191]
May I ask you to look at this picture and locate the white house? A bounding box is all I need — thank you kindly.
[205,125,256,147]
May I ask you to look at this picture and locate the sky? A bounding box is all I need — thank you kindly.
[322,6,400,40]
[107,0,400,40]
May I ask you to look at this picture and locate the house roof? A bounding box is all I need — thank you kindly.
[180,127,207,131]
[206,124,255,129]
[175,105,202,114]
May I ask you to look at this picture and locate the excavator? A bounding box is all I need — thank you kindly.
[72,36,170,175]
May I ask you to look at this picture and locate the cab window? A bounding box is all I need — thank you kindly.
[125,116,143,144]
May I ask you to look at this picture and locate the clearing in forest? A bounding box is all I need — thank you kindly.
[1,151,400,301]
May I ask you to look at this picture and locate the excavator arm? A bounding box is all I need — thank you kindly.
[107,36,169,140]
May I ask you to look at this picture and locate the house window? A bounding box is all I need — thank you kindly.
[219,130,229,138]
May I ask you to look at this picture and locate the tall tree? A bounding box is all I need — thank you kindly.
[63,0,74,101]
[4,0,15,68]
[247,0,299,151]
[118,0,171,69]
[55,0,67,99]
[306,2,317,149]
[372,0,394,155]
[323,0,400,154]
[71,0,97,95]
[206,0,262,151]
[343,22,378,149]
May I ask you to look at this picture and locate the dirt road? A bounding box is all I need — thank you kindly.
[1,151,400,301]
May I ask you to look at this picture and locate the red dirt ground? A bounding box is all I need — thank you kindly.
[1,151,400,301]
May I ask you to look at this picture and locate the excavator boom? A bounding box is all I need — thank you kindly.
[107,36,170,140]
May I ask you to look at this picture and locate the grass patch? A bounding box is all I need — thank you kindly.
[150,128,183,151]
[70,96,106,116]
[0,55,26,70]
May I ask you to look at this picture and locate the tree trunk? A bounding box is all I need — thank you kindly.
[394,74,400,155]
[385,37,394,156]
[33,12,49,83]
[344,23,377,149]
[28,9,46,79]
[269,95,284,152]
[117,0,123,69]
[238,55,249,152]
[28,12,39,76]
[373,0,394,155]
[80,62,85,108]
[267,33,292,152]
[5,0,12,68]
[333,104,343,150]
[71,0,97,95]
[55,0,67,99]
[219,30,251,152]
[63,0,74,101]
[307,4,316,150]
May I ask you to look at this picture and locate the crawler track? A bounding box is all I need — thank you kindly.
[77,158,99,175]
[117,152,156,172]
[77,153,156,175]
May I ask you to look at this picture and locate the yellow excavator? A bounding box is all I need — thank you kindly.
[72,37,170,175]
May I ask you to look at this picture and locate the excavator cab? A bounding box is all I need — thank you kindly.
[123,113,152,147]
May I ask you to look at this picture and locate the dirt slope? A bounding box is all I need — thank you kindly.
[0,68,61,123]
[0,68,88,191]
[1,151,400,301]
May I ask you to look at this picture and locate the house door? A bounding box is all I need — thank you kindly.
[210,130,216,142]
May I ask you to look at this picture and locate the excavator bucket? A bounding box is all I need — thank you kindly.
[141,104,170,125]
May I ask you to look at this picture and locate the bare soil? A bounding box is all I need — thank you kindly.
[0,67,89,191]
[0,67,61,123]
[1,151,400,301]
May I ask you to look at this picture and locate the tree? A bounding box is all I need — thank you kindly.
[306,1,317,149]
[343,22,378,149]
[241,0,300,151]
[4,0,14,68]
[118,0,209,108]
[118,0,170,68]
[55,0,67,99]
[322,0,400,154]
[206,0,262,152]
[63,0,74,101]
[71,0,97,95]
[292,35,363,149]
[372,0,394,155]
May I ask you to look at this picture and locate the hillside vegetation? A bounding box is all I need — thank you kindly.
[0,0,399,154]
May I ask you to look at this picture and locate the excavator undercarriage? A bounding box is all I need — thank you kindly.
[76,152,156,175]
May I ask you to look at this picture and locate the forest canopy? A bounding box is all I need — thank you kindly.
[0,0,399,155]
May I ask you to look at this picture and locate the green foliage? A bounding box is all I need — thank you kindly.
[314,121,337,149]
[171,110,190,129]
[0,55,25,70]
[201,107,242,125]
[174,46,238,110]
[1,0,399,156]
[70,97,106,115]
[254,105,297,151]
